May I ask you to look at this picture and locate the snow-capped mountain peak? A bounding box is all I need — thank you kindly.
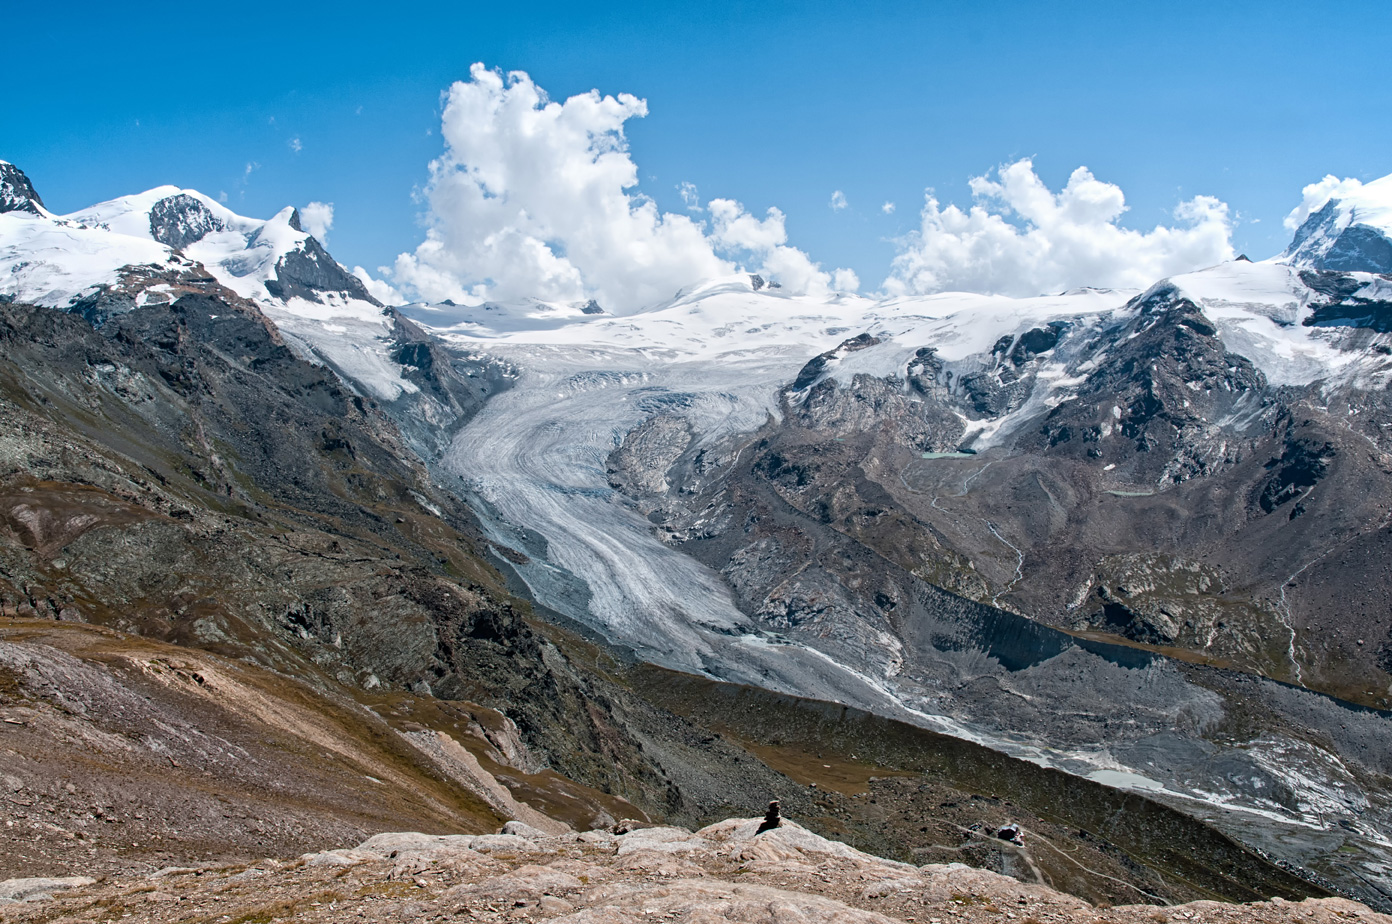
[1283,172,1392,274]
[4,175,379,312]
[0,163,425,403]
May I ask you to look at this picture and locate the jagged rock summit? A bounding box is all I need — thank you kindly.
[0,162,46,217]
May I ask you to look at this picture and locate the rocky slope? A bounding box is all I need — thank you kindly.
[0,618,541,879]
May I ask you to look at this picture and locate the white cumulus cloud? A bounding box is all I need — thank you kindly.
[1283,174,1365,232]
[709,200,859,295]
[300,201,334,243]
[289,137,303,154]
[830,190,848,211]
[882,201,895,214]
[390,64,855,311]
[678,181,702,211]
[353,266,404,305]
[883,159,1234,298]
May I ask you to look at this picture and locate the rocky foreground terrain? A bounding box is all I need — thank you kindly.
[0,817,1384,924]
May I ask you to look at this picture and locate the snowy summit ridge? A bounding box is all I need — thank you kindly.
[0,162,428,403]
[1284,173,1392,274]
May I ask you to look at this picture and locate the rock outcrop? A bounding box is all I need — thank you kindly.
[4,817,1384,923]
[0,162,45,217]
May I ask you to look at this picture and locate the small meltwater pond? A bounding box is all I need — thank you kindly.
[1106,489,1156,497]
[920,451,978,460]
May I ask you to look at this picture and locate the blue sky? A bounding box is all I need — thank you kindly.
[9,0,1392,300]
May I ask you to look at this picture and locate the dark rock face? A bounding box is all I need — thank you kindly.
[906,346,947,397]
[952,333,1043,417]
[148,194,225,250]
[1009,323,1065,363]
[1093,599,1172,645]
[64,261,236,328]
[1258,437,1334,515]
[958,364,1028,417]
[1035,285,1268,482]
[791,333,880,390]
[1322,224,1392,274]
[0,162,45,216]
[580,299,605,315]
[264,235,381,306]
[1300,269,1392,333]
[907,325,1071,423]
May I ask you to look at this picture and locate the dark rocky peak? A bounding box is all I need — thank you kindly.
[1132,281,1183,316]
[149,193,226,250]
[0,162,45,216]
[1286,199,1339,259]
[904,345,962,409]
[1113,286,1248,373]
[1316,224,1392,274]
[1128,284,1220,336]
[1258,435,1335,517]
[287,207,303,232]
[790,333,881,390]
[64,260,282,334]
[944,324,1072,420]
[580,298,605,315]
[1034,287,1268,479]
[1006,322,1068,366]
[265,235,381,307]
[749,274,766,290]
